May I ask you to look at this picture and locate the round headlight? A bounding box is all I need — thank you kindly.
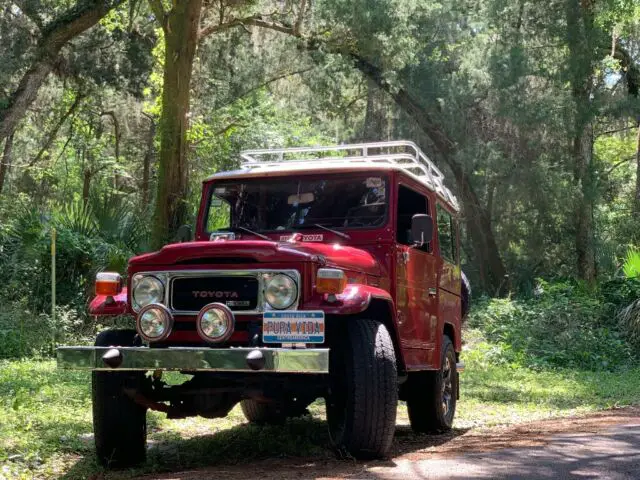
[136,304,173,342]
[264,274,297,310]
[133,275,164,310]
[197,303,235,343]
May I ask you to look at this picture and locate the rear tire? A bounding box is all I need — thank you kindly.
[92,330,147,468]
[240,400,286,425]
[326,319,398,459]
[240,397,310,424]
[406,335,457,433]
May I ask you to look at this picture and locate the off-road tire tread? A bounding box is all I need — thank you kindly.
[330,319,398,458]
[92,329,147,468]
[240,400,287,425]
[407,335,457,433]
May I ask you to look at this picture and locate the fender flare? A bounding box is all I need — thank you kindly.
[311,284,405,372]
[309,284,395,316]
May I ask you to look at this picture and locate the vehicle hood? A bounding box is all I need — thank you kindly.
[129,240,381,276]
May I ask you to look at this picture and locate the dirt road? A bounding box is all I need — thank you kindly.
[141,407,640,480]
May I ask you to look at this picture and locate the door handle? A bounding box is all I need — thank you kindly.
[428,288,437,297]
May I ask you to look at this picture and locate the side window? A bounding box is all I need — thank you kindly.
[396,185,430,251]
[437,205,458,263]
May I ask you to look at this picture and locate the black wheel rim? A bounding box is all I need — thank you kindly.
[441,354,453,420]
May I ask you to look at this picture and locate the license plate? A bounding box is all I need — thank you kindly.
[262,311,325,344]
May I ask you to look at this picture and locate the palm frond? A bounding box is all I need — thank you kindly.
[618,298,640,349]
[55,201,98,237]
[623,249,640,279]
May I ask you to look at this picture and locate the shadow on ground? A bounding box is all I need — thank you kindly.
[57,417,469,480]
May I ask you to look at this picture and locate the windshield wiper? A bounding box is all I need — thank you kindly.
[222,226,270,240]
[293,223,351,240]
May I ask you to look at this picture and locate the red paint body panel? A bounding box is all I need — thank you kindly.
[304,285,394,315]
[129,240,382,276]
[88,289,128,316]
[95,168,464,373]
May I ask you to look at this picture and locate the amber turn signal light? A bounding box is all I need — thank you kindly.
[316,268,347,295]
[96,272,122,296]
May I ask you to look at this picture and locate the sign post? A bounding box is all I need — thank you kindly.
[51,228,56,351]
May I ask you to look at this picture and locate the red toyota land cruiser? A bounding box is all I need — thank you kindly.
[58,141,469,467]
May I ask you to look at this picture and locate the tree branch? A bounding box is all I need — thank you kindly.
[11,1,44,32]
[596,125,637,137]
[199,15,295,40]
[0,0,125,141]
[293,0,307,36]
[29,92,85,167]
[605,155,635,175]
[147,0,167,30]
[215,66,315,110]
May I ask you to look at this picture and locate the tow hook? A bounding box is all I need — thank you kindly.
[102,348,123,368]
[246,349,266,371]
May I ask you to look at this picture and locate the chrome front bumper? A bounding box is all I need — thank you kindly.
[57,346,330,374]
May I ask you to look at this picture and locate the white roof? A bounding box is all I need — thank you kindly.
[207,141,459,211]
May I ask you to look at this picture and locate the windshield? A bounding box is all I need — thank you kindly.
[206,175,388,233]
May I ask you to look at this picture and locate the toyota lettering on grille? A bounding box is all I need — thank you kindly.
[192,291,240,299]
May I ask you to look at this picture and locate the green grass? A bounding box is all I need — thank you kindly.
[1,354,640,480]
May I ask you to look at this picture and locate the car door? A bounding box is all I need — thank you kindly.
[435,203,462,366]
[394,184,439,369]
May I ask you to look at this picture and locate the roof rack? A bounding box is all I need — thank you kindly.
[238,141,459,210]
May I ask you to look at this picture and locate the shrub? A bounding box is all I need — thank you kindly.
[468,280,635,371]
[0,196,150,358]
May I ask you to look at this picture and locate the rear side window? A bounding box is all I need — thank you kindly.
[437,205,458,264]
[396,185,430,250]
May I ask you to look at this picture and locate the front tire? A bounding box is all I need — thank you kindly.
[92,330,147,468]
[326,319,398,459]
[406,334,457,433]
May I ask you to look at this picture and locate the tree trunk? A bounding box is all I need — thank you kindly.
[566,0,597,284]
[0,133,15,196]
[0,0,124,142]
[573,124,596,283]
[82,169,92,206]
[635,121,640,215]
[101,111,121,160]
[101,111,121,189]
[142,116,156,209]
[360,79,388,141]
[151,0,202,249]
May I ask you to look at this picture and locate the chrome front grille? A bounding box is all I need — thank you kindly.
[132,269,300,315]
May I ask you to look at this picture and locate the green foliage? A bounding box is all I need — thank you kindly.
[468,280,637,370]
[0,195,149,358]
[623,248,640,279]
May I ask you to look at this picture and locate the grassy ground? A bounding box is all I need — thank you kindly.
[1,346,640,480]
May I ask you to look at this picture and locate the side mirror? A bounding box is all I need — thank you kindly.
[176,224,193,243]
[411,214,433,247]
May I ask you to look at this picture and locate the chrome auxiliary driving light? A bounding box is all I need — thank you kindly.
[196,303,235,343]
[136,303,174,342]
